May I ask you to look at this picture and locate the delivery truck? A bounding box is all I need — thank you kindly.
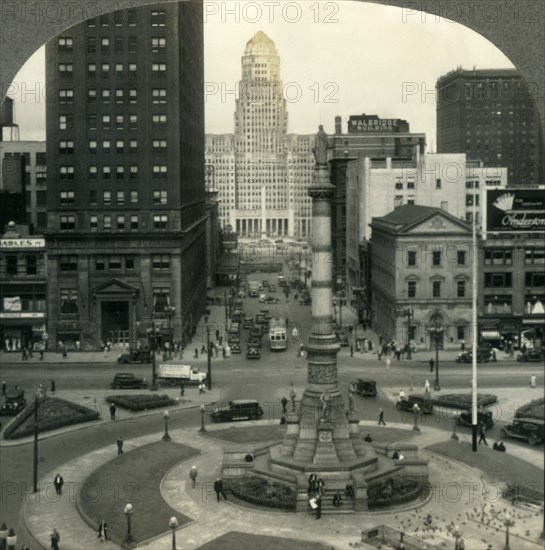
[156,362,207,385]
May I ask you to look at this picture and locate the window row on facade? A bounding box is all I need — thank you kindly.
[57,254,172,272]
[58,139,167,154]
[406,249,468,267]
[406,279,469,298]
[59,114,167,130]
[58,165,168,179]
[58,214,169,231]
[59,190,168,206]
[58,63,167,78]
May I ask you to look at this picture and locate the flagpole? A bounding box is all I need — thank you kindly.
[471,179,478,452]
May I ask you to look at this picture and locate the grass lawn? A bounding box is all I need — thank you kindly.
[197,531,332,550]
[78,441,199,545]
[427,440,544,494]
[357,426,414,444]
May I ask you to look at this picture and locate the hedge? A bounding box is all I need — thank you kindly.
[432,393,497,409]
[3,397,100,440]
[105,394,175,411]
[224,477,296,510]
[516,398,545,420]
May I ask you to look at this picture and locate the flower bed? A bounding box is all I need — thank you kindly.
[515,398,544,420]
[3,397,100,440]
[432,393,497,409]
[106,394,175,411]
[367,477,424,509]
[224,477,296,510]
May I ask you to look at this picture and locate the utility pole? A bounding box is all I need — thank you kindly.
[206,325,212,390]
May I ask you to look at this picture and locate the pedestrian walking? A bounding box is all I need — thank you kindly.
[62,345,67,359]
[53,474,64,495]
[213,478,227,501]
[424,379,431,393]
[194,348,199,358]
[478,423,488,445]
[316,477,325,496]
[50,528,60,550]
[377,349,382,360]
[350,345,354,358]
[222,346,226,359]
[109,403,117,421]
[281,396,288,414]
[378,408,386,426]
[189,466,198,488]
[97,519,108,542]
[385,357,391,371]
[531,375,536,388]
[1,380,6,395]
[460,339,465,351]
[315,495,322,519]
[199,382,205,394]
[116,437,124,455]
[215,329,220,341]
[180,381,185,396]
[429,358,434,372]
[6,527,16,550]
[201,344,206,355]
[51,379,56,394]
[307,473,317,495]
[21,348,27,361]
[28,346,33,358]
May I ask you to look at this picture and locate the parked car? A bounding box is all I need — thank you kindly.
[517,349,544,362]
[211,399,264,422]
[250,326,262,339]
[0,389,27,416]
[454,409,494,430]
[117,350,150,364]
[265,296,279,304]
[246,347,261,359]
[243,317,254,329]
[352,379,377,397]
[111,373,148,390]
[500,417,545,446]
[395,394,434,414]
[230,343,241,354]
[455,349,491,363]
[248,337,262,348]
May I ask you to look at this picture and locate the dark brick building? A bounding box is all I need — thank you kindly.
[436,68,544,185]
[45,2,207,350]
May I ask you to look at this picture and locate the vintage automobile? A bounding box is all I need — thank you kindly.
[517,349,544,362]
[243,317,254,329]
[352,379,377,397]
[211,399,264,422]
[0,389,27,416]
[117,350,150,364]
[500,417,545,446]
[455,349,491,363]
[246,347,261,360]
[248,337,262,348]
[454,409,494,430]
[230,343,241,354]
[395,393,434,414]
[110,373,148,390]
[265,296,279,304]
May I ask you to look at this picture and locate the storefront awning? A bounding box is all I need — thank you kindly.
[481,330,501,339]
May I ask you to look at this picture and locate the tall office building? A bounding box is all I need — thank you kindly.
[206,32,314,239]
[45,2,206,350]
[436,68,544,185]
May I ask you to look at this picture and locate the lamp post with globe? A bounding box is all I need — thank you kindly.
[123,503,134,547]
[503,512,514,550]
[162,410,171,441]
[169,516,179,550]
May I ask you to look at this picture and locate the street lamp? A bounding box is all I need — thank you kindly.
[206,325,212,390]
[169,516,179,550]
[164,306,175,358]
[429,320,444,391]
[33,386,44,493]
[123,503,134,547]
[199,403,207,433]
[162,410,171,441]
[404,308,414,360]
[148,324,160,391]
[503,512,514,550]
[412,403,421,432]
[452,524,463,549]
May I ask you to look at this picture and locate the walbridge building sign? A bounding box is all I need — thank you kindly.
[485,188,545,234]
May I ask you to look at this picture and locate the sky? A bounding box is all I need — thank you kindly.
[6,1,515,146]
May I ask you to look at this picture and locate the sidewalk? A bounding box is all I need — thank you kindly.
[23,419,545,550]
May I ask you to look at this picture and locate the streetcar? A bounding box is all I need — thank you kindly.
[268,317,287,351]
